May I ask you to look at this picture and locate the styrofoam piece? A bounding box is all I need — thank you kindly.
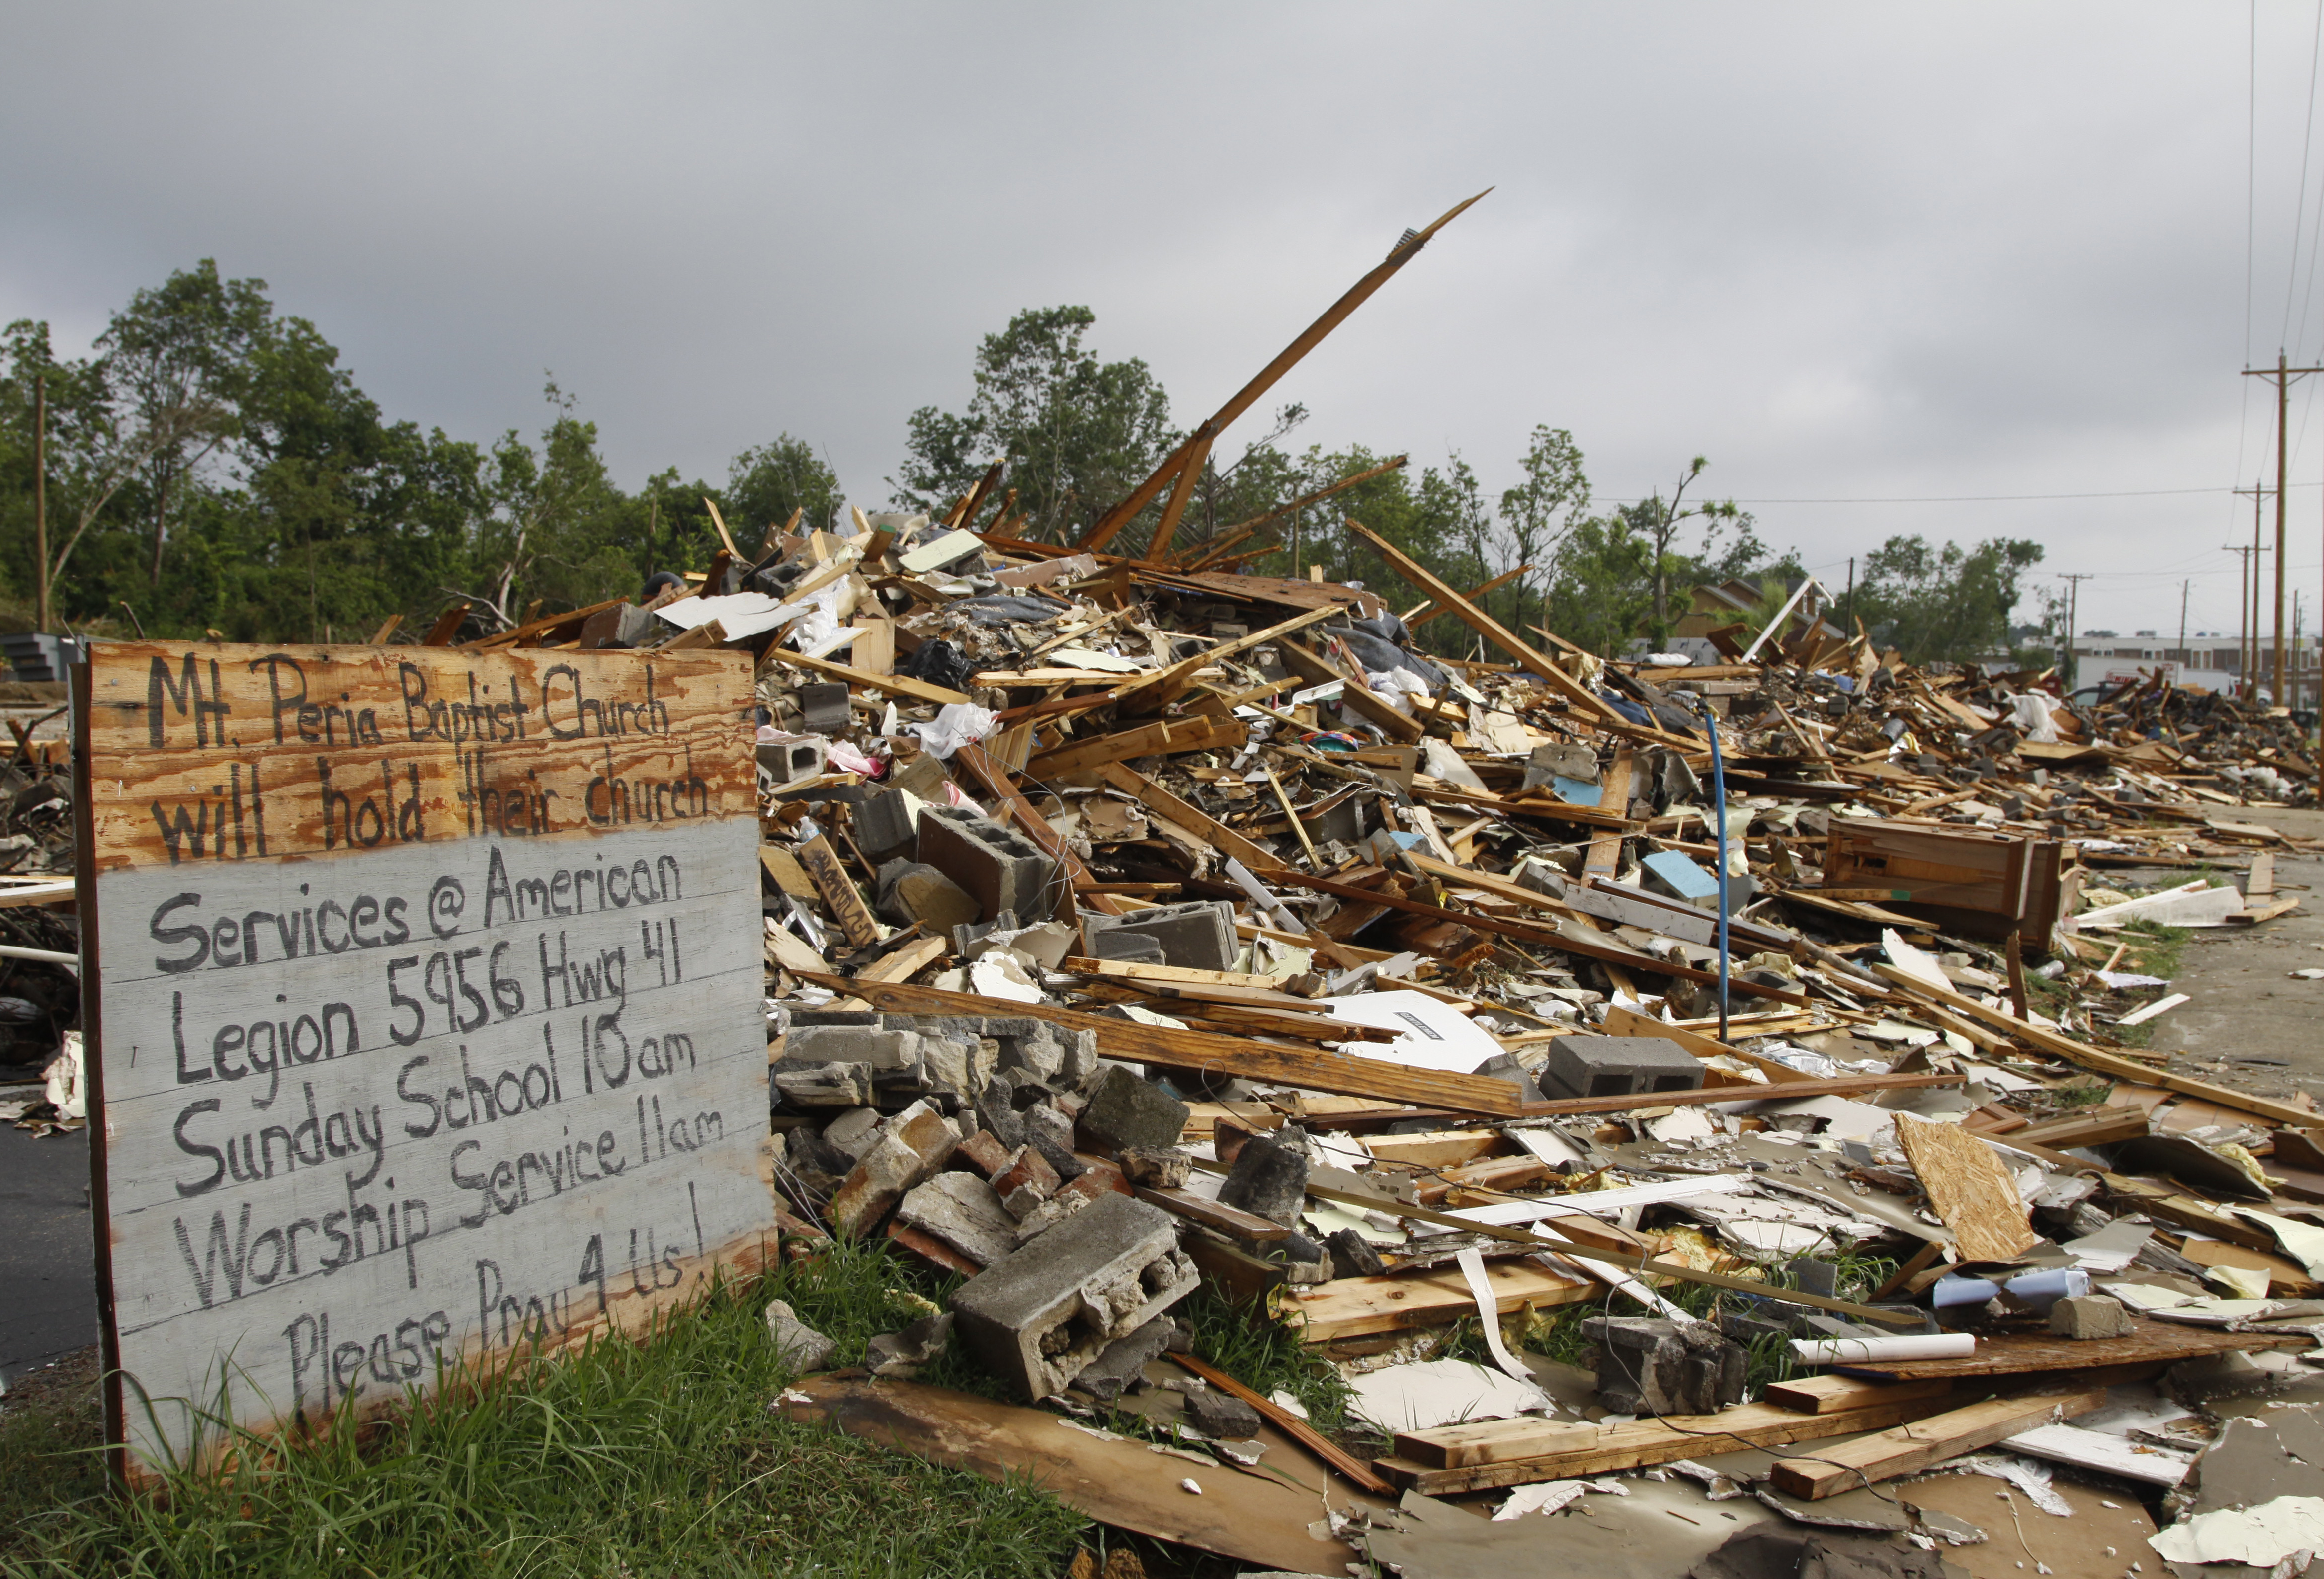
[1314,989,1505,1073]
[1789,1333,1976,1364]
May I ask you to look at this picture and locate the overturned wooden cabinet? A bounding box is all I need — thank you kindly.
[1824,822,2066,942]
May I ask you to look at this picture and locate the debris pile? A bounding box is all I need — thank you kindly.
[523,489,2324,1574]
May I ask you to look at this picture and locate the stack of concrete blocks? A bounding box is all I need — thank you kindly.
[914,804,1059,924]
[772,1010,1099,1113]
[1538,1034,1703,1103]
[1079,900,1237,972]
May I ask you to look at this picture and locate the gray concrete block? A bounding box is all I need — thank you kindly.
[1582,1317,1746,1417]
[798,681,851,735]
[1216,1134,1310,1227]
[1072,1316,1176,1404]
[1082,900,1237,972]
[757,736,828,787]
[1078,1066,1191,1153]
[856,787,923,862]
[2049,1294,2134,1339]
[1540,1035,1703,1102]
[773,1062,875,1108]
[915,805,1059,923]
[1091,929,1166,964]
[1324,1227,1386,1278]
[917,1033,996,1100]
[788,1026,926,1069]
[1184,1386,1263,1439]
[821,1105,883,1162]
[829,1129,928,1238]
[949,1193,1200,1400]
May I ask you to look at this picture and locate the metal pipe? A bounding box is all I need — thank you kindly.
[0,945,77,967]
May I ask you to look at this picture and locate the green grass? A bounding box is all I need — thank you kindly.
[0,1240,1090,1578]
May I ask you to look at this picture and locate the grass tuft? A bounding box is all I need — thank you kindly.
[1,1248,1088,1578]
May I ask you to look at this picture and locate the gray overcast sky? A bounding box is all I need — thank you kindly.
[4,3,2322,640]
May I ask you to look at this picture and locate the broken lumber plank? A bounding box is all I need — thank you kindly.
[1583,747,1636,878]
[797,835,881,948]
[1763,1375,1955,1415]
[1057,956,1293,989]
[460,594,632,650]
[767,646,970,706]
[1286,1258,1597,1344]
[1516,1070,1960,1118]
[1264,867,1814,1006]
[1168,1354,1395,1496]
[796,972,1530,1113]
[2009,1106,2150,1149]
[1133,1186,1290,1242]
[1872,965,2320,1127]
[1026,715,1248,781]
[1767,1389,2108,1499]
[1378,1394,1959,1489]
[1831,1320,2308,1380]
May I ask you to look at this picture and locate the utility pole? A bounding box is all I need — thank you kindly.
[2059,573,2094,689]
[31,374,46,634]
[2226,543,2261,698]
[1843,556,1855,632]
[2242,354,2324,704]
[2232,479,2274,701]
[2178,578,2189,673]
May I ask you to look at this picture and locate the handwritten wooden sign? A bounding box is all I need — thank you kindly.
[75,642,773,1474]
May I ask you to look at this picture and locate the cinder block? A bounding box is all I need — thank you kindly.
[1078,1066,1190,1153]
[757,736,828,787]
[798,682,851,735]
[896,1172,1018,1267]
[1582,1316,1746,1417]
[949,1193,1200,1400]
[1539,1035,1703,1102]
[1091,928,1165,964]
[579,602,663,650]
[856,787,924,862]
[772,1062,874,1108]
[915,805,1060,923]
[1082,901,1236,972]
[1071,1315,1177,1403]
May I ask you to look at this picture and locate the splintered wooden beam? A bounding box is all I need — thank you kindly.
[1342,517,1696,748]
[1077,193,1488,553]
[1405,565,1530,629]
[1173,454,1411,571]
[1110,602,1341,714]
[765,646,970,707]
[1141,431,1214,564]
[1871,964,2317,1127]
[1095,762,1289,873]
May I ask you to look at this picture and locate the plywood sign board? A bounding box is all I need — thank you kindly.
[75,642,772,1475]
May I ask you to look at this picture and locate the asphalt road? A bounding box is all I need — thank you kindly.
[0,1122,97,1386]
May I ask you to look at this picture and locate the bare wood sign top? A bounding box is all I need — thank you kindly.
[78,641,774,1476]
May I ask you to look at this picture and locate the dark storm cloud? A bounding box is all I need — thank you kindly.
[0,3,2313,632]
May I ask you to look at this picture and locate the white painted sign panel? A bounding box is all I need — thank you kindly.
[77,642,771,1472]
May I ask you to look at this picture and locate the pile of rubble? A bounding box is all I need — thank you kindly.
[474,491,2324,1574]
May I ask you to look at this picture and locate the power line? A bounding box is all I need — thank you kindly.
[1598,484,2315,506]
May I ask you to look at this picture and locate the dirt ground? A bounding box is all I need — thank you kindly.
[2131,805,2324,1109]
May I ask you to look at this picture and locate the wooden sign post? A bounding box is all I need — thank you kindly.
[73,642,772,1476]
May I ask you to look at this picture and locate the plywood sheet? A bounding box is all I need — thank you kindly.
[1894,1112,2039,1263]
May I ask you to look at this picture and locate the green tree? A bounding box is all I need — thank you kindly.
[1851,534,2046,665]
[98,260,269,589]
[727,434,842,542]
[891,306,1175,543]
